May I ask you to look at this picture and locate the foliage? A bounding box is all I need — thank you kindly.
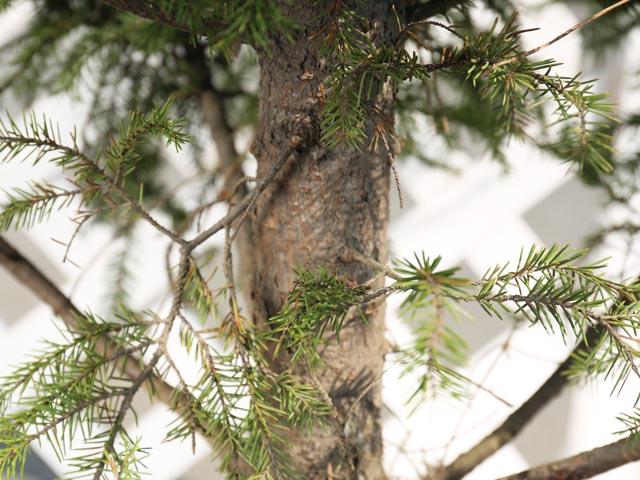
[321,9,617,175]
[0,100,188,241]
[390,245,640,402]
[393,254,472,405]
[0,310,157,479]
[262,268,368,368]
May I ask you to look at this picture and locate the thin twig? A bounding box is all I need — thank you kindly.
[223,222,237,298]
[23,390,129,446]
[160,347,200,454]
[462,377,513,408]
[380,131,404,209]
[491,0,633,69]
[396,19,465,46]
[490,293,640,381]
[63,214,92,264]
[90,247,195,479]
[92,348,163,480]
[440,325,518,465]
[187,136,303,251]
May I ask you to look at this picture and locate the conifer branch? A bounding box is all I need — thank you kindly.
[84,249,188,478]
[393,246,640,444]
[0,113,184,244]
[174,312,246,473]
[1,2,638,477]
[13,389,129,454]
[0,236,177,427]
[159,351,201,450]
[92,348,163,480]
[0,183,91,232]
[394,254,472,401]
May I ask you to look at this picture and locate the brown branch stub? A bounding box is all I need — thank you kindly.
[497,436,640,480]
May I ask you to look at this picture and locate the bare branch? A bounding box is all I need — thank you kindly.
[191,42,257,306]
[497,435,640,480]
[346,248,403,281]
[431,327,602,480]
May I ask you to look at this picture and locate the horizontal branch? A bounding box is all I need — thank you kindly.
[0,132,183,244]
[497,435,640,480]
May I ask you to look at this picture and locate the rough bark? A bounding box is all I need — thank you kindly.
[249,1,395,478]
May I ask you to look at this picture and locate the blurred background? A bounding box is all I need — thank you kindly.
[1,0,640,478]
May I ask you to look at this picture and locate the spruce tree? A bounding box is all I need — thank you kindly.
[0,1,640,479]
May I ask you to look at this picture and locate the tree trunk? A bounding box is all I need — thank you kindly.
[250,1,395,478]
